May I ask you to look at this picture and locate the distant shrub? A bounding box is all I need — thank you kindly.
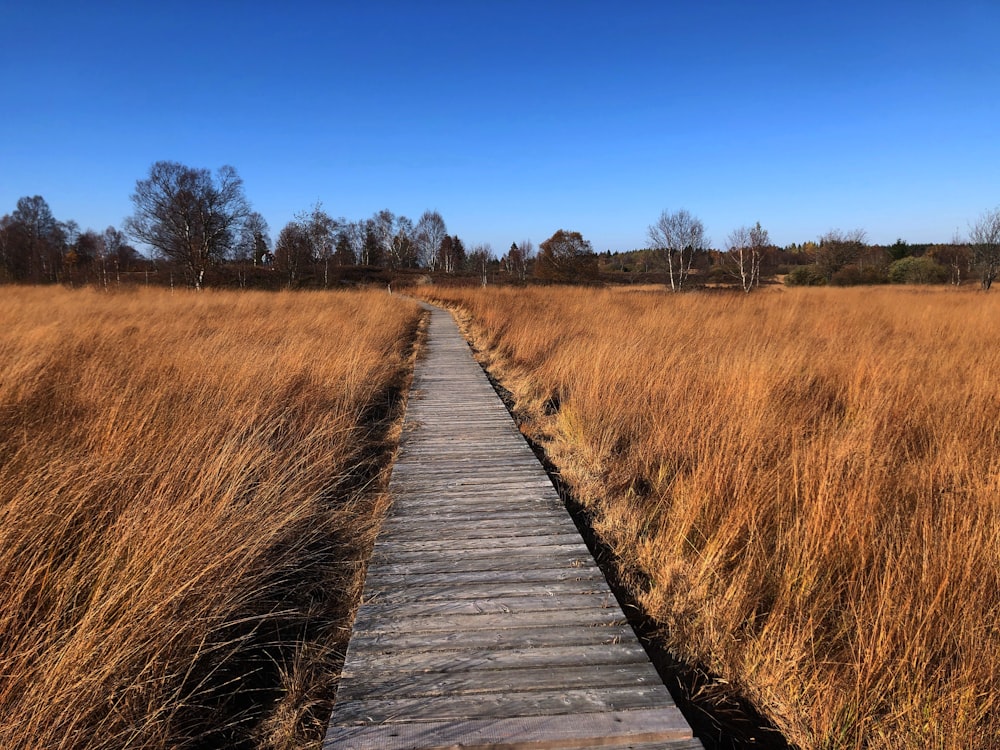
[784,265,826,286]
[888,256,949,284]
[705,265,731,284]
[831,264,888,286]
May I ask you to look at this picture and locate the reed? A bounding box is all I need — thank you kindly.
[0,286,422,749]
[423,284,1000,750]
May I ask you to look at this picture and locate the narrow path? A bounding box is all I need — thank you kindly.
[324,304,702,750]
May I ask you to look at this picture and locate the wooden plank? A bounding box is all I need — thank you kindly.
[553,741,705,750]
[346,623,636,652]
[372,531,584,548]
[369,543,592,564]
[335,662,665,702]
[365,555,600,577]
[340,643,651,677]
[325,708,695,750]
[387,480,555,494]
[333,685,673,724]
[354,593,618,618]
[380,521,580,542]
[350,606,627,635]
[379,508,561,522]
[362,567,608,587]
[360,580,610,604]
[383,501,565,517]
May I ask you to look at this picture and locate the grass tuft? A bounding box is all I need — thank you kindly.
[423,284,1000,750]
[0,286,422,749]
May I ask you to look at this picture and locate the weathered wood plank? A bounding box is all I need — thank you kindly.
[333,685,673,724]
[363,567,608,587]
[360,580,610,604]
[350,606,627,635]
[354,593,618,619]
[372,529,581,548]
[335,662,665,702]
[340,643,651,678]
[365,555,600,577]
[553,741,705,750]
[379,522,580,542]
[346,623,636,652]
[324,708,696,750]
[369,543,592,564]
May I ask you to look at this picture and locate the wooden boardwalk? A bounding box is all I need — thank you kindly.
[324,305,702,750]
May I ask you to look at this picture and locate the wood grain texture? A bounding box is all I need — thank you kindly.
[324,303,701,749]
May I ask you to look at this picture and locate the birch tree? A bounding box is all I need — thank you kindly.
[726,221,770,292]
[969,207,1000,290]
[415,210,447,270]
[647,209,708,291]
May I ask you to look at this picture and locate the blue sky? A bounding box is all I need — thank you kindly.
[2,1,998,253]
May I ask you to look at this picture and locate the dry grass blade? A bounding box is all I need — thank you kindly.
[422,284,1000,750]
[0,286,422,749]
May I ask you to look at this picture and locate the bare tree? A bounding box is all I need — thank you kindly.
[535,230,597,282]
[367,209,396,268]
[815,228,867,282]
[337,221,364,266]
[10,195,65,282]
[726,221,770,292]
[512,240,533,281]
[124,161,251,289]
[235,211,271,266]
[415,210,447,270]
[647,209,708,291]
[969,207,1000,290]
[469,243,493,286]
[929,230,972,286]
[0,215,13,280]
[274,221,312,287]
[298,204,338,286]
[387,215,415,269]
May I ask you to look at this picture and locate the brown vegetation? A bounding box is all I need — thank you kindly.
[421,284,1000,750]
[0,287,422,749]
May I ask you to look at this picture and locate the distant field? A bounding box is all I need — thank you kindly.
[0,287,422,749]
[423,284,1000,750]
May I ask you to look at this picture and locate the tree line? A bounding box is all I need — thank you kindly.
[3,160,999,290]
[0,196,144,286]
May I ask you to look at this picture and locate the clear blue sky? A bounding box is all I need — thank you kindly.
[2,1,998,253]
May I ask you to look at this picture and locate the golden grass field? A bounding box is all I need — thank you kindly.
[422,284,1000,750]
[0,287,422,749]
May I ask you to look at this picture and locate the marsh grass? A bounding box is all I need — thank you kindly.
[423,284,1000,750]
[0,286,422,749]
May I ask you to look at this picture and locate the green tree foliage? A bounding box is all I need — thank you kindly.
[887,256,949,284]
[784,265,826,286]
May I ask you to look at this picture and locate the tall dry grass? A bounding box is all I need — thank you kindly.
[0,286,422,749]
[423,284,1000,750]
